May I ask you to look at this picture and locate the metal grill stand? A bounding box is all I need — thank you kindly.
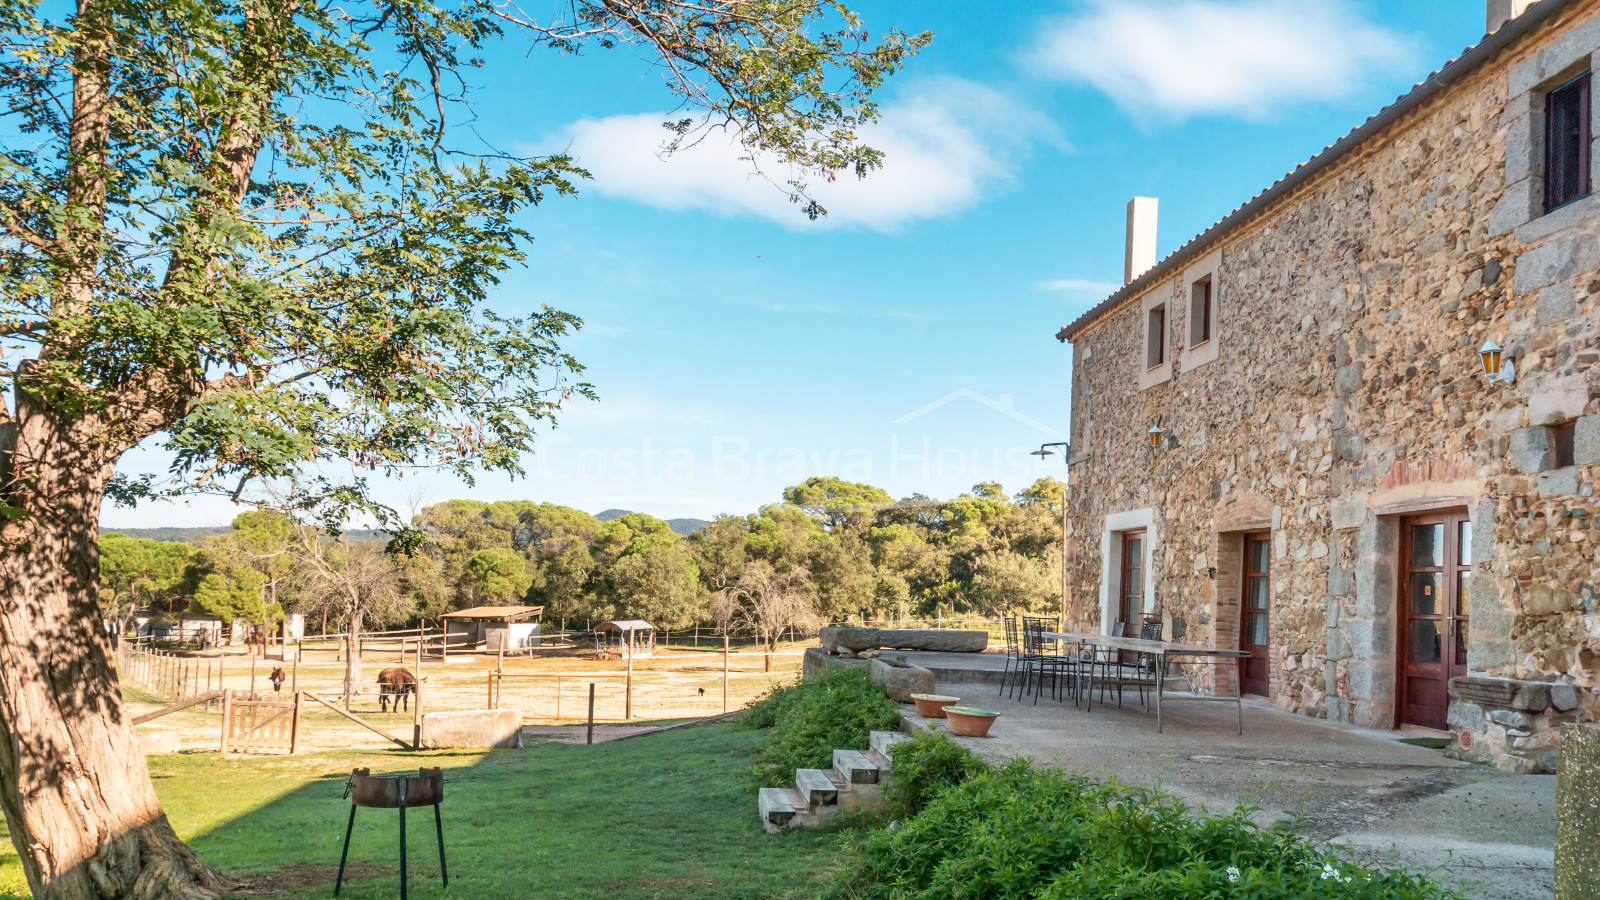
[336,767,448,899]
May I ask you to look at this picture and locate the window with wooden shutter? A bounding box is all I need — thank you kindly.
[1545,73,1591,212]
[1146,306,1165,370]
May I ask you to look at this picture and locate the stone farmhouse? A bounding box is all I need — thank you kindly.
[1055,0,1600,773]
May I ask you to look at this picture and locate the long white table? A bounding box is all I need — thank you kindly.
[1043,631,1252,733]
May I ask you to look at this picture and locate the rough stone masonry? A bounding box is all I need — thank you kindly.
[1059,0,1600,773]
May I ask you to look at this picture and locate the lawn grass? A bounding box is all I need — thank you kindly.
[0,724,839,899]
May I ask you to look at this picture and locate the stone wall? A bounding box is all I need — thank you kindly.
[1064,0,1600,766]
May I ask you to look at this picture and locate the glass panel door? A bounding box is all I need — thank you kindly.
[1399,511,1470,730]
[1239,532,1271,696]
[1119,532,1144,629]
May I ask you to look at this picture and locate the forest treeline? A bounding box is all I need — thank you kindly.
[100,475,1066,642]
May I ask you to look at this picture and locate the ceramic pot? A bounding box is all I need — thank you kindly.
[910,693,960,718]
[943,707,1000,737]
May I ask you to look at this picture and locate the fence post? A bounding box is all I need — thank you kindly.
[289,690,304,755]
[292,643,299,693]
[219,690,233,757]
[487,673,495,710]
[722,634,729,714]
[412,668,423,751]
[586,683,595,746]
[625,647,633,720]
[250,655,257,699]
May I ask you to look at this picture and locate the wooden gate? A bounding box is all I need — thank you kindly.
[221,690,303,756]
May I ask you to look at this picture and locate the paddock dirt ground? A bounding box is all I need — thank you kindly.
[120,637,807,754]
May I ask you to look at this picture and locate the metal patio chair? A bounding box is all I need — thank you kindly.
[1022,616,1077,705]
[998,615,1029,699]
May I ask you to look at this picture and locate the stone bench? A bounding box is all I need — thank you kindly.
[819,626,987,655]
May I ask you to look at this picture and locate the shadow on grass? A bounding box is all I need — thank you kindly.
[0,724,838,900]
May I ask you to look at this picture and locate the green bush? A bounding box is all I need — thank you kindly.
[748,665,900,787]
[830,760,1460,900]
[740,677,807,730]
[883,730,990,819]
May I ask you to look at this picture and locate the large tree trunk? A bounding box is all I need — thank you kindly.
[0,414,229,898]
[342,608,364,705]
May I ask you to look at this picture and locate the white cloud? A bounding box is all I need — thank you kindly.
[1027,0,1414,121]
[552,78,1046,231]
[1036,278,1120,293]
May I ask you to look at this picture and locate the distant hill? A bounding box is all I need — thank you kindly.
[103,527,387,543]
[594,509,709,536]
[101,526,229,542]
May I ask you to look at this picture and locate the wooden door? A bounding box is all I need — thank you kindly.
[1399,511,1472,729]
[1239,532,1271,696]
[1119,530,1145,628]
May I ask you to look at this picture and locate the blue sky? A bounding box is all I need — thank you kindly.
[107,0,1492,528]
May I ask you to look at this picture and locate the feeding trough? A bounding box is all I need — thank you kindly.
[943,707,1001,738]
[910,693,960,718]
[336,767,448,899]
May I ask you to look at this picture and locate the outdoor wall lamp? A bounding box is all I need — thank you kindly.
[1031,442,1070,461]
[1147,420,1165,450]
[1479,338,1515,385]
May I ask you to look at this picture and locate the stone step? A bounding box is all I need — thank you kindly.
[870,730,909,762]
[795,768,838,807]
[862,747,892,773]
[825,769,849,790]
[758,787,797,828]
[833,748,880,784]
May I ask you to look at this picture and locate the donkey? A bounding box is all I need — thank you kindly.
[378,667,417,713]
[268,667,286,694]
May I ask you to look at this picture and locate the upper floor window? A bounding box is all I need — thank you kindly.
[1545,73,1591,212]
[1189,275,1212,347]
[1145,305,1166,370]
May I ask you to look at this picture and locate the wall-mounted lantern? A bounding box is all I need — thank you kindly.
[1147,420,1164,450]
[1479,338,1515,385]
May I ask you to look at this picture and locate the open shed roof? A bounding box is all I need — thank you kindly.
[596,620,654,632]
[442,605,544,621]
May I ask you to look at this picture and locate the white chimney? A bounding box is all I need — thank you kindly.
[1486,0,1535,33]
[1124,196,1158,285]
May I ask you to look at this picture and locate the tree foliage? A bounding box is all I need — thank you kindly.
[464,548,534,604]
[607,544,703,631]
[190,567,276,625]
[98,533,200,620]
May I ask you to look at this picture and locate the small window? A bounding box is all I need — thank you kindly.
[1545,73,1591,212]
[1146,305,1166,370]
[1189,275,1212,347]
[1550,421,1577,468]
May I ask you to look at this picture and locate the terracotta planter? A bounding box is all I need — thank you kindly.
[943,707,1000,738]
[910,693,960,718]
